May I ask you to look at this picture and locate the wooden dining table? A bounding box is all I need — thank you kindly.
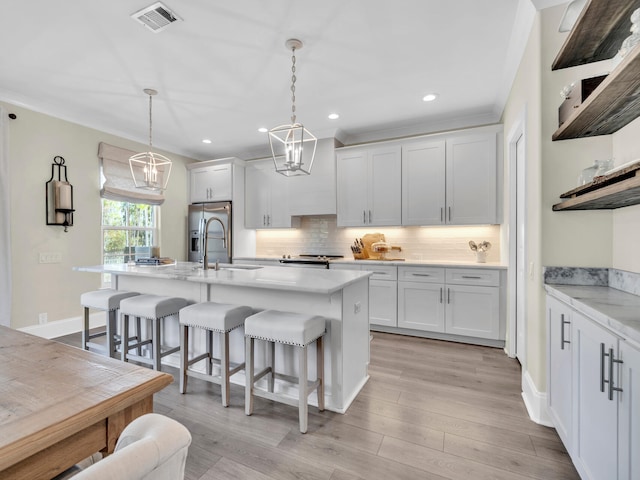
[0,326,173,479]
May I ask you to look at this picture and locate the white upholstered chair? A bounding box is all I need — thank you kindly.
[71,413,192,480]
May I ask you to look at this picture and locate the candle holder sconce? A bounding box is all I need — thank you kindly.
[45,156,74,232]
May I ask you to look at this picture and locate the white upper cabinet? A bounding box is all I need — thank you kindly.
[402,140,446,225]
[339,127,500,228]
[189,163,232,203]
[244,159,299,229]
[336,145,401,227]
[445,133,497,225]
[286,138,337,216]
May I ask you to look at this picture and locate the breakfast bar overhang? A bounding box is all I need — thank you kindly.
[75,262,372,413]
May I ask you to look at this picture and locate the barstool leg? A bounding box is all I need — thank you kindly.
[180,324,188,394]
[122,313,130,362]
[206,330,213,376]
[136,317,142,356]
[152,317,162,371]
[107,310,117,358]
[299,345,308,433]
[317,336,325,411]
[268,341,275,393]
[221,331,230,407]
[245,336,254,416]
[82,307,90,351]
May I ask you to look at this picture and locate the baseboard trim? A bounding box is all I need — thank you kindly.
[18,313,106,339]
[521,369,553,427]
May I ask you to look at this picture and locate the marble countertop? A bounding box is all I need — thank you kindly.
[545,284,640,346]
[235,256,507,269]
[74,262,372,295]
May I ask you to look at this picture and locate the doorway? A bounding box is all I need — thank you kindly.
[508,112,527,366]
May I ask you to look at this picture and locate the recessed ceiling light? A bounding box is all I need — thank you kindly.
[258,127,268,133]
[202,139,212,144]
[328,113,340,120]
[422,93,438,102]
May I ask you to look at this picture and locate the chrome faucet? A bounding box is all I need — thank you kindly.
[202,216,226,270]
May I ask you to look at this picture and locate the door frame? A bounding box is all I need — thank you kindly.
[507,108,527,365]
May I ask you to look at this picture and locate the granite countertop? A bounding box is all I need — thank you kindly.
[74,262,372,295]
[235,256,507,269]
[544,267,640,347]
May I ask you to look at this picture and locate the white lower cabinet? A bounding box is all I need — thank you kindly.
[573,311,620,480]
[397,267,501,341]
[546,293,640,480]
[446,284,500,339]
[331,264,397,327]
[546,296,573,450]
[619,340,640,480]
[397,281,445,332]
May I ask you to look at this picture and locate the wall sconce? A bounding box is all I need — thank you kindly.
[45,156,74,232]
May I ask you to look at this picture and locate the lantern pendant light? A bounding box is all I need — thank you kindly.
[129,88,172,191]
[269,39,317,176]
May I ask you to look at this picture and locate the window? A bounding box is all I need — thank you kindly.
[101,199,158,285]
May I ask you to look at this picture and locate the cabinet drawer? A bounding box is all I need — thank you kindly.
[360,264,397,281]
[398,266,445,283]
[446,268,499,286]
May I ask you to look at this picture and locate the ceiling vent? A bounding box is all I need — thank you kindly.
[131,2,182,33]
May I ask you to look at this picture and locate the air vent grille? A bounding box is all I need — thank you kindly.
[131,2,182,33]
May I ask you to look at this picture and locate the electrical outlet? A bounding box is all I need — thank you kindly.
[39,252,62,264]
[354,302,361,314]
[38,313,48,324]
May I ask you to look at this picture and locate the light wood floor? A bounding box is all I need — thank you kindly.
[56,331,579,480]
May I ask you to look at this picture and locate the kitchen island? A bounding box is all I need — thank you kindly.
[74,262,372,413]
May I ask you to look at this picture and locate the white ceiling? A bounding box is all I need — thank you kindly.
[0,0,558,161]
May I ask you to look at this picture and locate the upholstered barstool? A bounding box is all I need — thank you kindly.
[80,289,140,358]
[120,294,188,371]
[179,302,253,406]
[244,310,325,433]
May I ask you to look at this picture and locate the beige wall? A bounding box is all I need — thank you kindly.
[501,5,543,384]
[3,101,195,329]
[502,4,622,393]
[612,118,640,272]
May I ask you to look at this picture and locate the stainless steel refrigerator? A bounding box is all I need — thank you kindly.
[188,201,232,265]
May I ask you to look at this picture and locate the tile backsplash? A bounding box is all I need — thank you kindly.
[256,215,502,262]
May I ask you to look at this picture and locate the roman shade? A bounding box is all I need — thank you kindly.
[98,142,165,205]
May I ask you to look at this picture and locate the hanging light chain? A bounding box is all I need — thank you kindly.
[290,46,297,125]
[148,92,153,149]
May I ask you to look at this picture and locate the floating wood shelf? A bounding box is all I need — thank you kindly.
[552,0,640,141]
[553,161,640,210]
[552,45,640,141]
[552,0,640,70]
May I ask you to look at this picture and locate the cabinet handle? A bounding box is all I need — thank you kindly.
[448,207,452,221]
[461,275,482,279]
[369,210,372,223]
[363,210,366,224]
[267,214,271,226]
[263,214,266,226]
[440,207,444,223]
[560,314,570,350]
[600,343,607,393]
[439,287,443,303]
[447,288,450,304]
[608,348,624,401]
[411,273,431,277]
[373,271,388,275]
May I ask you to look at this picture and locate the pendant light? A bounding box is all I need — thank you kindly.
[129,88,172,191]
[269,38,317,176]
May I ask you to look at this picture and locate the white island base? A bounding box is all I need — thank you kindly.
[76,263,371,413]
